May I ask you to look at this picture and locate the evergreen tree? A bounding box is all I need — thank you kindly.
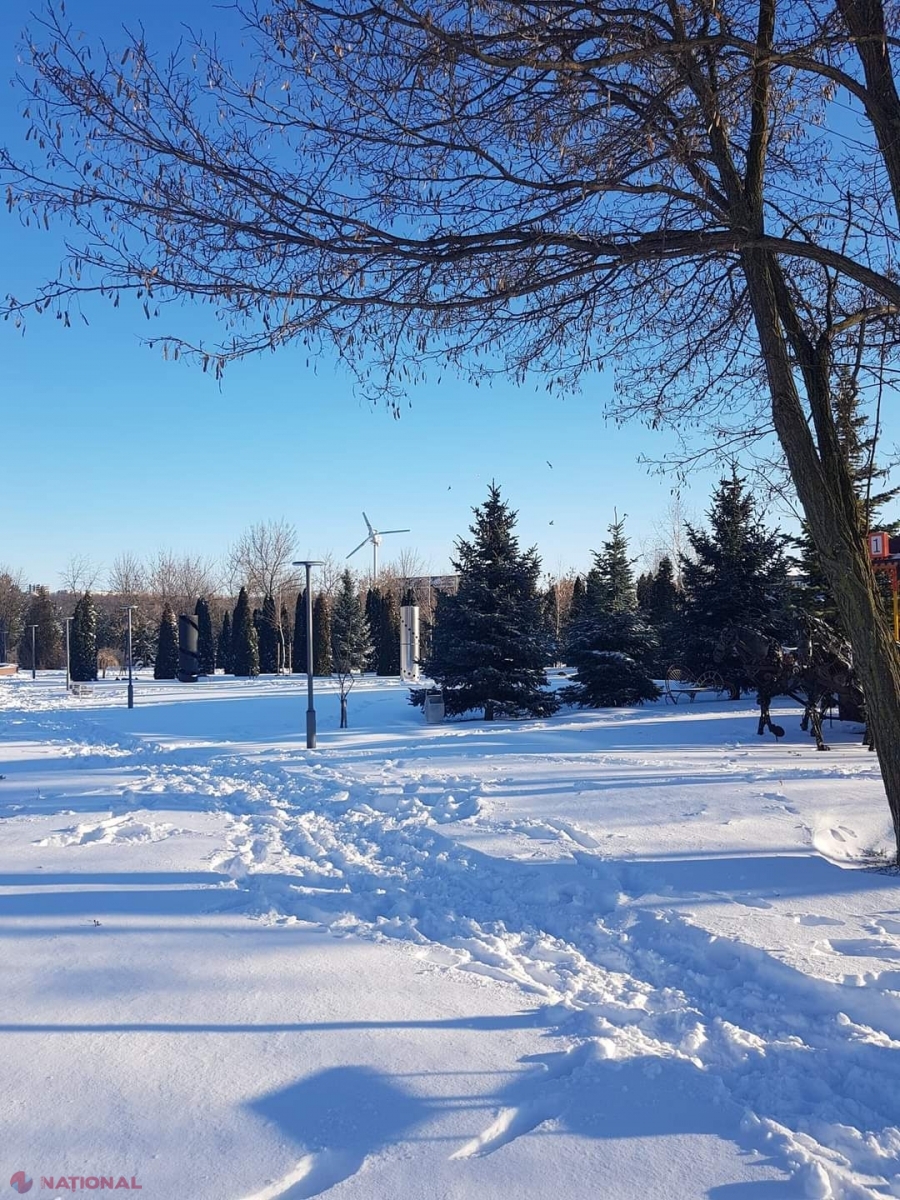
[218,610,233,674]
[154,603,179,679]
[280,602,292,672]
[635,571,654,612]
[18,586,62,669]
[564,516,659,707]
[312,593,332,675]
[793,369,900,628]
[195,597,215,675]
[70,591,98,681]
[564,576,588,662]
[417,484,557,720]
[640,557,682,675]
[376,590,401,675]
[680,471,791,681]
[332,569,373,673]
[364,587,381,648]
[293,589,308,673]
[232,587,260,677]
[258,593,280,673]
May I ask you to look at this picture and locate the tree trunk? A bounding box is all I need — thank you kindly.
[743,248,900,858]
[340,695,348,729]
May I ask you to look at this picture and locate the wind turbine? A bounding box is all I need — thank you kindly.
[347,512,411,580]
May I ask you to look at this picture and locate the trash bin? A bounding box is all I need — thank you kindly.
[423,689,445,724]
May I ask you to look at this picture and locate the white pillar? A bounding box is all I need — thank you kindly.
[400,605,420,680]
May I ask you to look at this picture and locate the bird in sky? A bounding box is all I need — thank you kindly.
[546,460,553,469]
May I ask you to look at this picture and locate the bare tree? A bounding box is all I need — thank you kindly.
[7,1,900,848]
[0,566,25,661]
[228,520,298,600]
[60,553,100,596]
[108,552,146,602]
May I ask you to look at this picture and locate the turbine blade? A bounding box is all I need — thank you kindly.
[379,529,411,535]
[362,512,374,536]
[347,538,370,558]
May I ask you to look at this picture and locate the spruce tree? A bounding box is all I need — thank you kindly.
[376,591,401,674]
[564,516,659,707]
[312,593,332,675]
[218,610,233,674]
[793,369,900,629]
[232,587,260,677]
[681,471,791,681]
[258,593,280,673]
[332,569,373,673]
[293,589,308,673]
[18,586,62,669]
[419,483,557,720]
[70,591,98,681]
[195,597,215,675]
[154,603,179,679]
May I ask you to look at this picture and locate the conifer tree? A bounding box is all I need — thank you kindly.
[332,569,373,673]
[418,484,557,720]
[640,557,682,675]
[794,369,900,629]
[258,593,279,673]
[195,597,215,675]
[376,590,401,675]
[218,610,233,674]
[280,603,292,672]
[18,586,62,669]
[154,603,179,679]
[564,516,659,707]
[681,471,791,681]
[293,589,308,673]
[232,587,260,677]
[364,587,381,648]
[70,591,98,681]
[312,593,332,676]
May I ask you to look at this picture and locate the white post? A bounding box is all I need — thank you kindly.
[400,604,420,681]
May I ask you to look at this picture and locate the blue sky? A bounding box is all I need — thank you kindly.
[0,1,831,590]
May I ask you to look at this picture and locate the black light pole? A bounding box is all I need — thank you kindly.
[28,624,38,680]
[122,605,136,709]
[292,560,324,749]
[63,616,74,692]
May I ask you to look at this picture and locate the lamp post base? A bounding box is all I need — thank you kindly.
[127,682,134,710]
[306,709,317,750]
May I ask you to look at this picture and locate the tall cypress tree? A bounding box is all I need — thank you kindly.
[218,610,233,674]
[681,471,791,680]
[70,591,98,681]
[376,590,401,674]
[18,586,62,669]
[154,603,179,679]
[419,483,557,720]
[564,516,659,707]
[280,602,292,672]
[195,597,215,675]
[258,593,279,673]
[293,589,308,673]
[232,586,260,677]
[312,593,332,675]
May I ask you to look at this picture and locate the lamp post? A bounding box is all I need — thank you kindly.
[28,624,38,680]
[122,605,136,709]
[292,560,324,749]
[63,616,74,692]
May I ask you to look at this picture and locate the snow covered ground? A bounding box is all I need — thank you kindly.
[2,672,900,1199]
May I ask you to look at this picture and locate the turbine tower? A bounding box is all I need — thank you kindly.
[347,512,410,580]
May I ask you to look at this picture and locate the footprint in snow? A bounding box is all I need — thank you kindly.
[239,1148,362,1200]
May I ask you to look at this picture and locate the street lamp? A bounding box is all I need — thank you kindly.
[63,616,74,692]
[28,624,38,680]
[292,560,324,749]
[122,605,137,709]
